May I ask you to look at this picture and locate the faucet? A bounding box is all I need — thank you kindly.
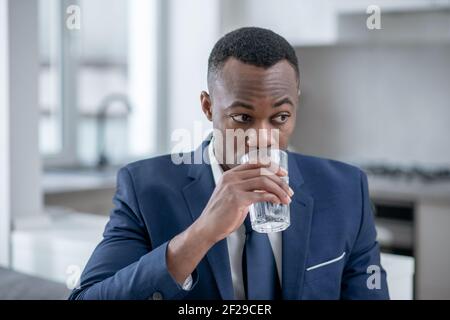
[96,93,132,169]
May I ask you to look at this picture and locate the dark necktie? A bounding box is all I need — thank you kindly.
[242,215,282,300]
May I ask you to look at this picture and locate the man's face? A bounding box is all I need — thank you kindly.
[202,58,299,169]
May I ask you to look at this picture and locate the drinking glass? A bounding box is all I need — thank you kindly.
[240,148,290,233]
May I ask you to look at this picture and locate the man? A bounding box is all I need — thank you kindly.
[69,27,389,300]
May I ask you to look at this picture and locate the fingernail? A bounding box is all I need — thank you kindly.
[288,187,294,196]
[285,194,291,202]
[280,168,288,176]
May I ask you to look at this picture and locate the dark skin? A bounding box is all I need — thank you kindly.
[203,57,299,169]
[167,58,300,285]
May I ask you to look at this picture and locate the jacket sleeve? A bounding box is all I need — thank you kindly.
[340,170,390,300]
[68,166,198,300]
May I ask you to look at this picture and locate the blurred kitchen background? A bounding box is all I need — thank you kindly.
[1,0,450,299]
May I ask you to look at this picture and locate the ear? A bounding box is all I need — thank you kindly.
[200,91,213,121]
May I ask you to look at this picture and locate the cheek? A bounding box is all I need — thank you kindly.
[212,113,231,131]
[214,113,235,128]
[277,122,295,148]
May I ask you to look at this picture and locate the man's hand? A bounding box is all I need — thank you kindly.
[166,161,292,286]
[197,162,293,243]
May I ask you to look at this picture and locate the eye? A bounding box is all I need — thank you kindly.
[230,114,252,124]
[272,113,290,124]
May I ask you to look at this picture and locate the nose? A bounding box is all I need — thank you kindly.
[246,125,279,150]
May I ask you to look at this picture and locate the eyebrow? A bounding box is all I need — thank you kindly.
[226,97,294,110]
[273,97,294,108]
[226,101,255,110]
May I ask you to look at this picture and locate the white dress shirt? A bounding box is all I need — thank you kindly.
[207,138,282,299]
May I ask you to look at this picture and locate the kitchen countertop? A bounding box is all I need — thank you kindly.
[43,169,117,194]
[367,174,450,203]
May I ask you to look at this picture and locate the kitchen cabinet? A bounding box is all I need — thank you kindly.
[336,0,450,13]
[220,0,450,46]
[221,0,337,46]
[368,175,450,299]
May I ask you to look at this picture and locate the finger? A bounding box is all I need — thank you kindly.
[234,169,293,196]
[244,191,283,205]
[239,176,291,205]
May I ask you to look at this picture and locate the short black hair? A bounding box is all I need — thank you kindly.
[207,27,299,91]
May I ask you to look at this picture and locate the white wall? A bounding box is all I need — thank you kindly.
[167,0,221,152]
[8,0,42,219]
[0,0,42,267]
[0,0,11,267]
[291,44,450,167]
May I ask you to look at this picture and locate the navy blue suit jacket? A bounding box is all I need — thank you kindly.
[69,138,389,300]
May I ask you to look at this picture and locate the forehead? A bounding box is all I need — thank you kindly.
[213,58,299,101]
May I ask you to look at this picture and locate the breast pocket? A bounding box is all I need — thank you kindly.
[302,252,346,300]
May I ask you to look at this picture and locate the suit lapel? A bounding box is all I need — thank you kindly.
[182,139,234,300]
[181,141,314,300]
[282,151,314,299]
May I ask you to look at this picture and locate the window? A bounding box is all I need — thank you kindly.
[39,0,159,168]
[39,0,63,156]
